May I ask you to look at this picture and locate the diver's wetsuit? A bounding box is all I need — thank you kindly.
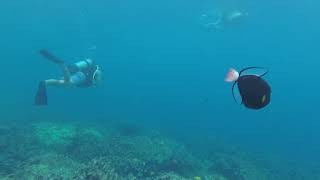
[68,60,98,87]
[35,49,102,106]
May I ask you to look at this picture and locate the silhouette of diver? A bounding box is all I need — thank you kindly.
[202,9,248,30]
[35,49,102,105]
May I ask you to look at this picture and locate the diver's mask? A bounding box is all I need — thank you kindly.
[92,65,102,85]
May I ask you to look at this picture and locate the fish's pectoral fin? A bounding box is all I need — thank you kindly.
[225,68,239,82]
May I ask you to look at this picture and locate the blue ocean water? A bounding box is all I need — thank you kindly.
[1,0,320,178]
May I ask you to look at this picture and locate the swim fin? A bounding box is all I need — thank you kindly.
[39,49,64,64]
[35,81,48,105]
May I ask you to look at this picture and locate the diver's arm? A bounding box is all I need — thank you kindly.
[59,63,71,83]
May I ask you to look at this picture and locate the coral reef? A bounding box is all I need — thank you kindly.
[104,135,201,178]
[33,122,76,147]
[32,122,108,161]
[203,174,227,180]
[1,120,298,180]
[206,152,270,180]
[1,121,203,179]
[74,157,123,180]
[5,153,80,180]
[0,124,39,176]
[66,127,107,162]
[152,172,188,180]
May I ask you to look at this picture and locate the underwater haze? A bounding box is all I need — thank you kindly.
[1,0,320,179]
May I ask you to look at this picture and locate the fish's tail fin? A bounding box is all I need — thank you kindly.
[35,81,48,106]
[225,68,239,82]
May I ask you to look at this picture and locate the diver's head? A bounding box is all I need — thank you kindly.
[93,66,102,85]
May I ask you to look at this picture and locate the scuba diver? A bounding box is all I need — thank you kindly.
[35,49,102,106]
[225,67,271,110]
[202,9,248,30]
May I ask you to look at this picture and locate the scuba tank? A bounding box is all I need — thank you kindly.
[68,59,94,73]
[74,59,94,71]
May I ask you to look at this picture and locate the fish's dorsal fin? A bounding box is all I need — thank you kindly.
[232,81,241,104]
[239,67,269,77]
